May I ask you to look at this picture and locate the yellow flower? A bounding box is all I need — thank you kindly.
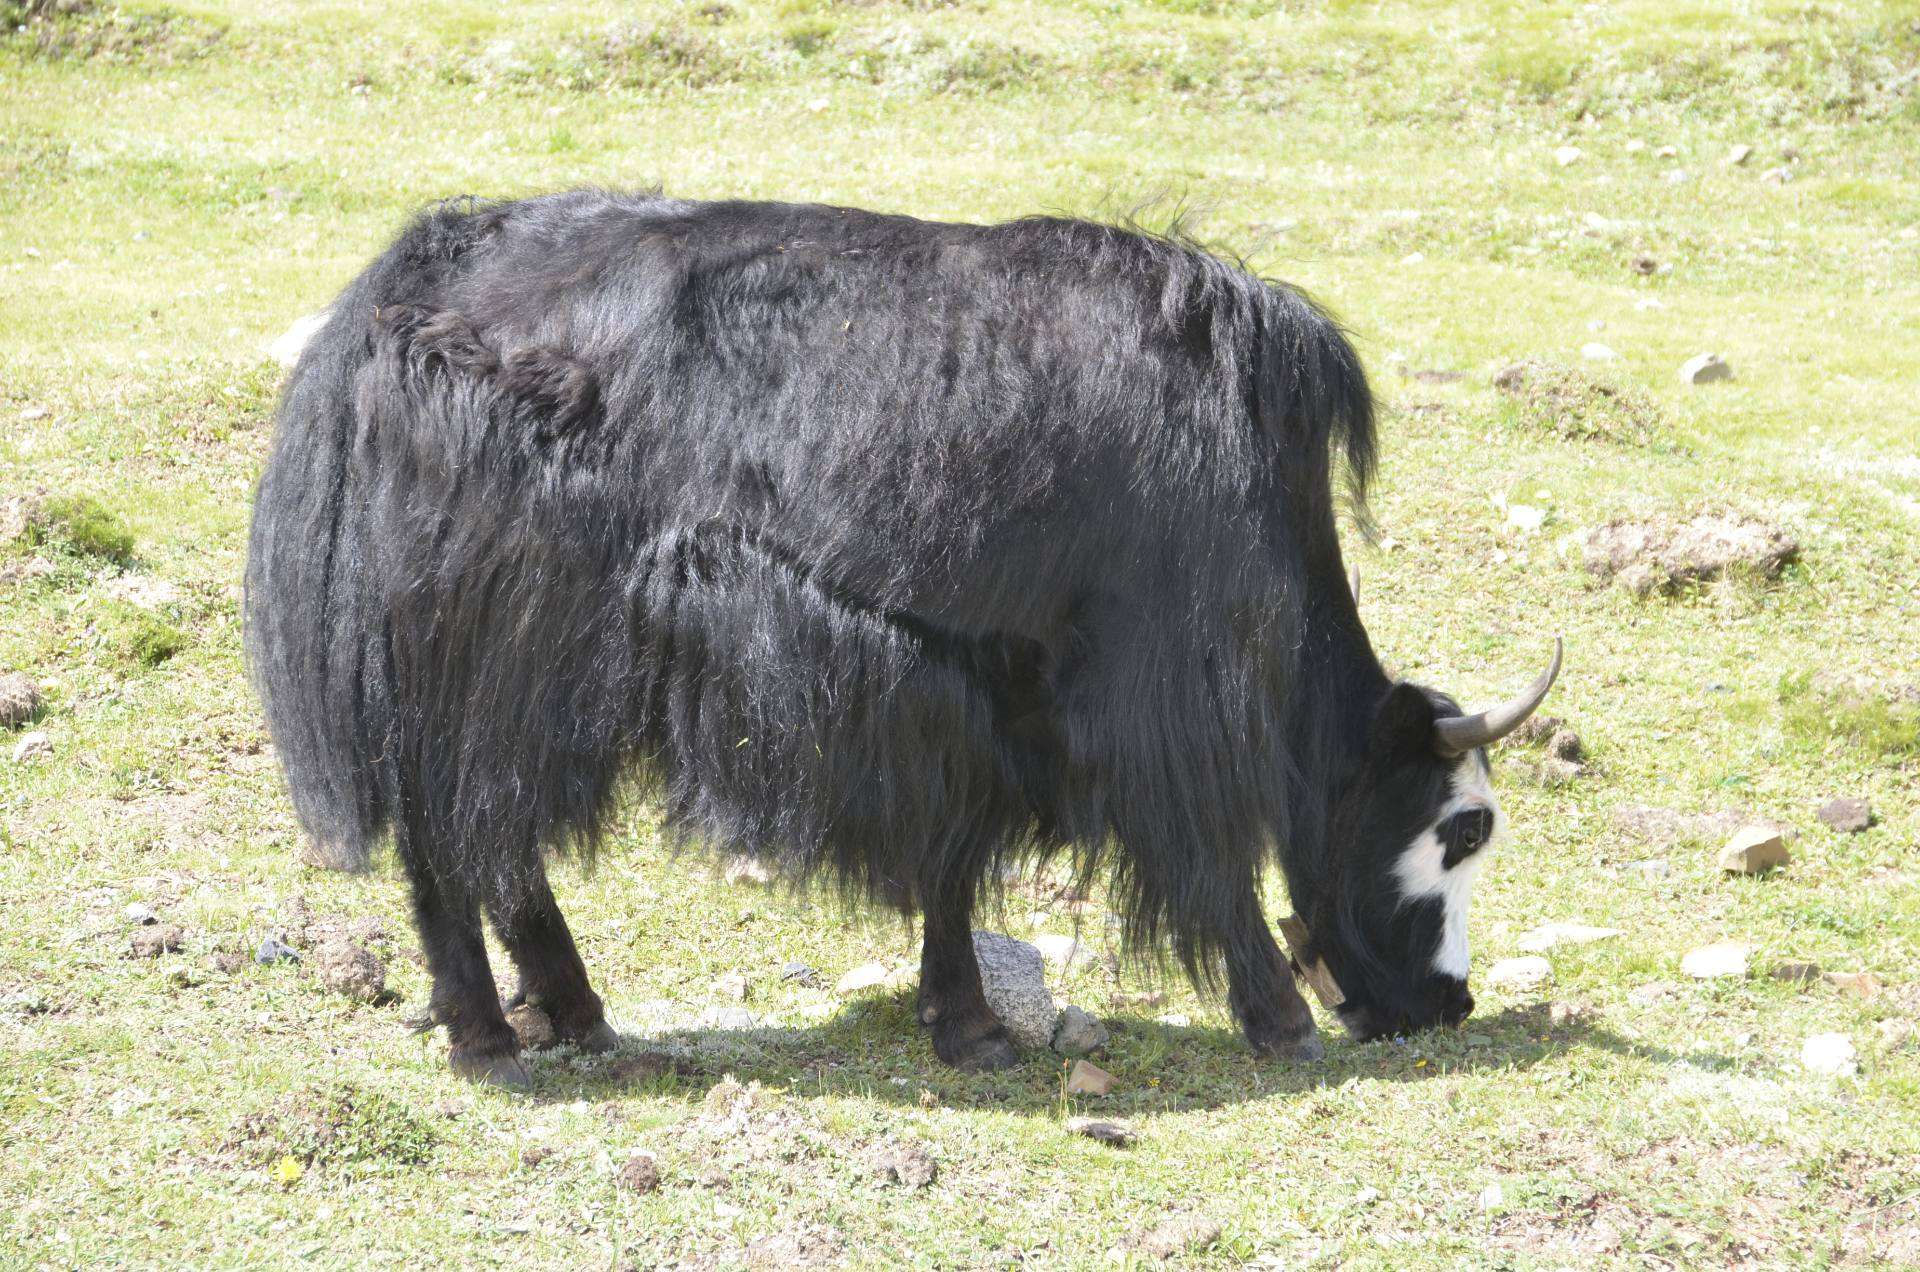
[273,1155,304,1187]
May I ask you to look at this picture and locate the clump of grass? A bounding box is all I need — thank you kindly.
[94,600,186,667]
[4,0,224,65]
[228,1085,437,1172]
[1775,670,1920,764]
[1492,359,1672,449]
[25,495,135,564]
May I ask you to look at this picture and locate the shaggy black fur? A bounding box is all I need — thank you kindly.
[245,190,1492,1081]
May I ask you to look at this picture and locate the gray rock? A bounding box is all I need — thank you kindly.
[1052,1005,1111,1055]
[11,730,51,763]
[971,931,1058,1049]
[1817,797,1871,833]
[125,902,157,926]
[779,960,820,986]
[1679,353,1733,385]
[0,671,40,728]
[254,936,301,965]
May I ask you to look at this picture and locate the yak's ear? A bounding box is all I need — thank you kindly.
[1371,683,1436,757]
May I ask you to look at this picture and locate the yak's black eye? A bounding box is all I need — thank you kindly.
[1438,807,1495,869]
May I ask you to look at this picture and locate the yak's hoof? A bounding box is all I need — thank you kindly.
[1249,1019,1325,1064]
[572,1019,620,1054]
[451,1046,533,1092]
[934,1022,1020,1073]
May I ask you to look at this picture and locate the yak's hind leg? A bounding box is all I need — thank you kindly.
[915,857,1019,1072]
[487,871,618,1054]
[397,835,530,1090]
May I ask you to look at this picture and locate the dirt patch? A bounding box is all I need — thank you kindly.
[1492,359,1670,447]
[864,1138,936,1188]
[1581,512,1799,597]
[312,939,386,1002]
[1115,1213,1222,1259]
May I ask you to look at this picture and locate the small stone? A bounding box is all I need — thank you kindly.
[1624,859,1672,879]
[1816,797,1871,833]
[1065,1059,1117,1096]
[1876,1019,1914,1049]
[835,962,889,996]
[698,1005,756,1031]
[1119,1215,1222,1260]
[1624,138,1646,153]
[1155,1012,1191,1028]
[521,1146,550,1168]
[1031,933,1086,968]
[1679,353,1733,385]
[1682,941,1752,979]
[210,951,244,975]
[1052,1005,1110,1055]
[1771,960,1822,983]
[131,924,185,958]
[1628,980,1679,1006]
[1548,1001,1592,1026]
[867,1141,936,1188]
[722,855,772,886]
[125,902,157,926]
[1801,1033,1857,1076]
[255,935,301,965]
[1488,956,1553,991]
[1517,923,1621,952]
[1580,342,1618,361]
[1655,145,1678,158]
[779,960,819,986]
[971,931,1058,1049]
[12,731,52,763]
[1727,143,1752,166]
[1760,166,1790,185]
[1822,971,1882,1001]
[1553,145,1583,166]
[19,406,50,421]
[1400,251,1425,265]
[1110,990,1166,1010]
[507,1003,557,1048]
[1719,826,1788,874]
[618,1152,661,1193]
[1634,297,1666,311]
[1064,1116,1131,1145]
[713,972,747,1001]
[1631,253,1659,275]
[0,671,40,727]
[313,939,386,1002]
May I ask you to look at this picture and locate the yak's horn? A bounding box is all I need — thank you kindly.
[1430,638,1564,756]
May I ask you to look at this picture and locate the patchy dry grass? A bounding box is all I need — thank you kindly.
[3,0,1918,1267]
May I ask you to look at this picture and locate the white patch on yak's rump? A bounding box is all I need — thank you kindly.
[1391,757,1504,980]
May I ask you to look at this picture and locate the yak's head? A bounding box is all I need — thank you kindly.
[1284,640,1563,1042]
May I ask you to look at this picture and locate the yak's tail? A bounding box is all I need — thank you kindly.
[243,202,506,871]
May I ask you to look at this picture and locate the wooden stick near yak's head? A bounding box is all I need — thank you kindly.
[1279,914,1346,1009]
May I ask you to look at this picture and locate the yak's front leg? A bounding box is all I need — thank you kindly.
[487,871,618,1054]
[1222,891,1324,1063]
[915,875,1020,1073]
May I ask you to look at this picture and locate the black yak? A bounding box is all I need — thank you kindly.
[244,191,1560,1088]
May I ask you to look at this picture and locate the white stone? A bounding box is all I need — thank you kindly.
[1400,251,1425,265]
[1032,933,1087,968]
[835,961,889,995]
[1553,146,1583,167]
[1052,1005,1110,1055]
[1727,143,1753,166]
[1487,956,1553,991]
[971,931,1058,1049]
[1624,139,1646,154]
[12,731,52,763]
[268,312,330,370]
[1580,342,1618,361]
[1801,1033,1857,1076]
[1634,298,1666,311]
[1505,504,1547,533]
[1682,941,1753,979]
[1680,353,1734,385]
[1517,923,1622,952]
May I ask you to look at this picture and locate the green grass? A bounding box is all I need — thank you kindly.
[2,0,1918,1267]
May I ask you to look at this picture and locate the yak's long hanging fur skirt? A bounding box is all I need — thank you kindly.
[243,191,1375,978]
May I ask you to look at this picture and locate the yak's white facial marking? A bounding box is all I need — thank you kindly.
[1391,755,1504,980]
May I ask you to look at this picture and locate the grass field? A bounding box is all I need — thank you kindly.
[4,1,1919,1267]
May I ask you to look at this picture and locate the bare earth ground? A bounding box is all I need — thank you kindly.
[2,1,1918,1267]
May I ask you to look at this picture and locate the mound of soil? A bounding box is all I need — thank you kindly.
[1581,512,1798,597]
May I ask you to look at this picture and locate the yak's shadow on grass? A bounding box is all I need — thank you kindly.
[526,994,1705,1116]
